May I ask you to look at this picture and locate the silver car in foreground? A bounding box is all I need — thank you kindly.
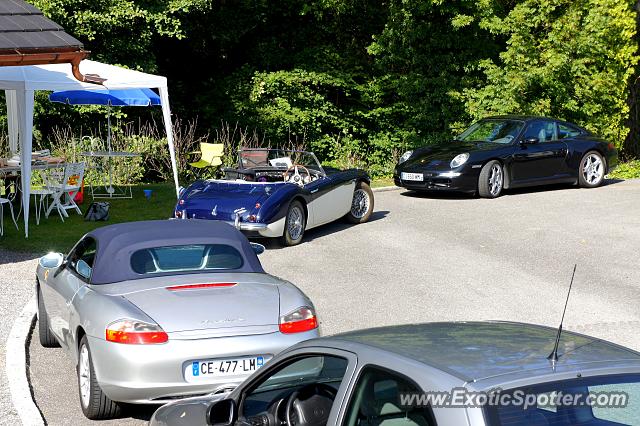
[36,219,319,419]
[150,321,640,425]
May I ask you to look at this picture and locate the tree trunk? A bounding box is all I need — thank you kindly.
[623,1,640,160]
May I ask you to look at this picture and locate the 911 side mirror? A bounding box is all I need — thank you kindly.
[39,252,64,269]
[209,398,237,426]
[521,137,539,145]
[250,242,266,255]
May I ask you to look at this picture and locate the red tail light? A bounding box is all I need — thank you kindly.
[166,282,237,291]
[106,319,168,344]
[608,142,615,150]
[279,306,318,334]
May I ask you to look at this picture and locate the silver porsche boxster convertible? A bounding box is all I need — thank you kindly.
[35,220,319,419]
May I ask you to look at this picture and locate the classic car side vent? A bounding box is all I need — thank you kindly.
[166,283,237,291]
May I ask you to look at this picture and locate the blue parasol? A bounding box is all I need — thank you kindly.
[49,88,161,106]
[49,88,161,195]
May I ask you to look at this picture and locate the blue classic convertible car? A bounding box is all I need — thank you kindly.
[175,149,374,245]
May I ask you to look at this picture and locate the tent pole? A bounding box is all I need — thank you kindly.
[5,90,18,155]
[158,86,180,198]
[18,89,34,238]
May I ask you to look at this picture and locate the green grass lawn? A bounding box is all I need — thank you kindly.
[0,183,177,255]
[0,177,396,255]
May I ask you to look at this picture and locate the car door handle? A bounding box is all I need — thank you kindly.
[310,189,318,194]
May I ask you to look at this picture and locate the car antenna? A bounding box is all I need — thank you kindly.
[548,264,577,367]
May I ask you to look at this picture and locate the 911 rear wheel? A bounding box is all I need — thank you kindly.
[579,151,605,188]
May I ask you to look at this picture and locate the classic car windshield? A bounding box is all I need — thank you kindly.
[239,149,324,174]
[458,119,524,144]
[130,244,244,274]
[484,373,640,425]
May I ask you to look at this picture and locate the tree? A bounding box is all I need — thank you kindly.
[464,0,638,151]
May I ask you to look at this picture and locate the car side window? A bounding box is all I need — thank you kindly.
[239,355,349,425]
[67,237,97,281]
[343,366,436,426]
[522,120,558,142]
[557,123,581,139]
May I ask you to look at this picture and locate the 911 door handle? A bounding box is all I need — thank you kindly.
[310,189,318,194]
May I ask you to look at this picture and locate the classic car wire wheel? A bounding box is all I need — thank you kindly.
[351,189,370,219]
[489,164,503,196]
[288,205,304,240]
[78,344,91,408]
[582,153,604,185]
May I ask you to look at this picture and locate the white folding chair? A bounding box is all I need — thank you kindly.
[30,169,56,225]
[0,197,18,236]
[46,162,85,221]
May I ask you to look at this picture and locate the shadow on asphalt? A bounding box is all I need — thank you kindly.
[399,178,624,200]
[257,210,390,249]
[120,404,160,422]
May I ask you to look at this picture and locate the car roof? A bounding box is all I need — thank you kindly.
[315,321,640,383]
[86,219,264,284]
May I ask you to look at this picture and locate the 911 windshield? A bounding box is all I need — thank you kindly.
[458,119,524,144]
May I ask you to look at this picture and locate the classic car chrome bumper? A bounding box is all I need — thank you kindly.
[226,220,268,231]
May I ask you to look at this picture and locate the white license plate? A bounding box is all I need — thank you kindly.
[401,172,424,182]
[185,356,267,382]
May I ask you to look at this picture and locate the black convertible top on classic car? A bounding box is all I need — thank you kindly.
[87,220,264,284]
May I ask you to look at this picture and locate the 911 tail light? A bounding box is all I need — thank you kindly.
[106,319,168,344]
[279,306,318,334]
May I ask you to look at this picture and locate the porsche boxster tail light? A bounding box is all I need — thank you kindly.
[279,306,318,334]
[106,319,168,344]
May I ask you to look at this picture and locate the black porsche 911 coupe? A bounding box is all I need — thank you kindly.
[394,116,618,198]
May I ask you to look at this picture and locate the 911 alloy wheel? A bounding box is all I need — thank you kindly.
[478,160,504,198]
[579,151,605,188]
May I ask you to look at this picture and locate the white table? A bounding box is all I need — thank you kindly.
[81,151,141,199]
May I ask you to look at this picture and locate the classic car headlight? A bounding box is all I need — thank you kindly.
[399,150,413,164]
[450,153,470,168]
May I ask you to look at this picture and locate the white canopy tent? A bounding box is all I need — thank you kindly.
[0,60,180,237]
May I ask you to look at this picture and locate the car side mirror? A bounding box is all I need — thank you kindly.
[209,398,237,426]
[39,252,64,269]
[521,137,539,145]
[250,242,265,255]
[76,259,92,280]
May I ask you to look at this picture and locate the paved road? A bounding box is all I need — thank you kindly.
[0,250,39,426]
[21,180,640,424]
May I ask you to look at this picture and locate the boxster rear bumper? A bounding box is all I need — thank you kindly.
[88,328,318,404]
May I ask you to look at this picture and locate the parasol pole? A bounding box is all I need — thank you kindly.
[107,103,114,194]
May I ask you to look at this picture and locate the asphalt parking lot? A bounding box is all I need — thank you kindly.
[19,180,640,424]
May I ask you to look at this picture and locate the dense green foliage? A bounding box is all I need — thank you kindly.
[13,0,640,178]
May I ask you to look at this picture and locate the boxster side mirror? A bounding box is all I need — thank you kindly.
[209,398,237,426]
[39,252,64,269]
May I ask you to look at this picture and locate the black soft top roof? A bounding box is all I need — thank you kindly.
[87,220,264,284]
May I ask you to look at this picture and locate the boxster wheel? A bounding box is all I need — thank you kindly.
[77,336,122,419]
[37,284,59,348]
